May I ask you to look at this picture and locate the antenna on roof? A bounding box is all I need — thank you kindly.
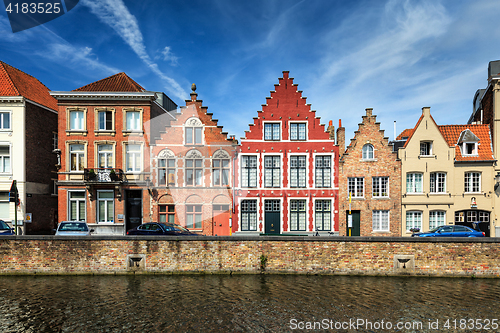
[394,121,396,141]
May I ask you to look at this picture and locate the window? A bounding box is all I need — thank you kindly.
[290,123,306,140]
[241,156,257,188]
[290,200,306,231]
[69,110,84,130]
[406,211,422,232]
[186,127,202,144]
[348,177,364,198]
[97,191,114,223]
[69,191,86,221]
[0,192,8,219]
[372,177,388,197]
[430,172,446,193]
[465,172,481,193]
[315,156,331,188]
[264,156,280,187]
[97,144,113,169]
[362,144,374,160]
[457,210,490,223]
[372,210,389,232]
[406,173,423,193]
[125,144,141,172]
[186,159,203,186]
[213,159,229,186]
[52,132,58,151]
[315,200,331,231]
[186,205,202,229]
[429,211,446,229]
[264,123,280,141]
[420,141,432,156]
[159,205,175,223]
[0,146,10,173]
[463,142,477,156]
[158,158,175,186]
[126,111,141,131]
[0,112,10,129]
[69,144,84,172]
[290,156,306,188]
[98,110,113,131]
[241,200,257,231]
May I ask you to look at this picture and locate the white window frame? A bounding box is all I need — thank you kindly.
[0,191,9,219]
[240,199,258,231]
[462,142,478,156]
[264,122,281,141]
[362,144,374,160]
[0,144,11,173]
[185,117,203,145]
[406,211,422,232]
[125,144,142,173]
[372,177,388,198]
[97,144,114,169]
[69,143,85,172]
[289,122,306,141]
[348,177,364,198]
[96,108,115,132]
[212,158,230,186]
[0,111,11,130]
[264,155,281,188]
[97,190,114,223]
[314,199,331,231]
[420,141,432,156]
[68,191,86,222]
[289,155,306,188]
[241,155,258,188]
[289,199,307,232]
[186,204,202,229]
[406,172,423,194]
[314,155,332,188]
[464,172,481,193]
[430,172,446,193]
[158,157,176,186]
[372,210,389,232]
[429,211,446,229]
[185,158,203,186]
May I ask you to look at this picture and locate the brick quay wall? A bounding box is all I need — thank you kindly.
[1,236,500,277]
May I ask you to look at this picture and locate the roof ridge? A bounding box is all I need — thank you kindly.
[73,72,145,92]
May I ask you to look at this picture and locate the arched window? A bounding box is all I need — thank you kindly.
[185,117,203,145]
[362,144,374,160]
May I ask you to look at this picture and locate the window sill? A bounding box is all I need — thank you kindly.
[405,193,424,195]
[360,158,377,162]
[418,155,435,158]
[95,130,116,136]
[372,196,389,199]
[66,130,88,136]
[122,131,144,136]
[372,230,390,233]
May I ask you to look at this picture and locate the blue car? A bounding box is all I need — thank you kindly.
[0,220,14,235]
[126,222,199,236]
[412,225,485,237]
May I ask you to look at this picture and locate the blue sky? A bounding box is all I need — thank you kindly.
[1,0,500,142]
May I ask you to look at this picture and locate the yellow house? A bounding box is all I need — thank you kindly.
[398,107,495,236]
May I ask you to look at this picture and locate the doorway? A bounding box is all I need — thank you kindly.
[125,190,142,231]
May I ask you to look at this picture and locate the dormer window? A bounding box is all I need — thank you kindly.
[457,129,479,157]
[420,141,432,156]
[362,144,374,160]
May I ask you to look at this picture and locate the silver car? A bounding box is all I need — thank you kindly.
[55,221,94,236]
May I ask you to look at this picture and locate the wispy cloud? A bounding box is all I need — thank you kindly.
[81,0,187,100]
[156,46,179,67]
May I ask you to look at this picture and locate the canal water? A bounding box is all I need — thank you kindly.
[0,274,499,332]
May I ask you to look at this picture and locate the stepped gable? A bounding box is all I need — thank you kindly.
[73,72,145,92]
[438,124,494,162]
[244,71,329,140]
[0,61,57,110]
[344,108,390,154]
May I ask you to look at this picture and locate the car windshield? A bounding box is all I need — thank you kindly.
[59,222,88,232]
[173,224,190,232]
[428,227,442,233]
[0,220,10,230]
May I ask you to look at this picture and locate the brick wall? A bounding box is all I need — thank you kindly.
[0,236,499,277]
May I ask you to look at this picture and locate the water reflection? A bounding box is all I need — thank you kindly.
[0,275,499,332]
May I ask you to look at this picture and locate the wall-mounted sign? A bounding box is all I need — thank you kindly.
[25,213,32,223]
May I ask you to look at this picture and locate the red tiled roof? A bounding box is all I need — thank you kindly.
[73,72,145,92]
[396,128,413,140]
[438,124,494,162]
[0,61,57,110]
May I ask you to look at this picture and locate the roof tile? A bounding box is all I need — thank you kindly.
[438,124,494,162]
[73,72,145,92]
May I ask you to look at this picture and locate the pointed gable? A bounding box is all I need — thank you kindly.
[73,72,145,92]
[244,71,330,141]
[0,61,57,110]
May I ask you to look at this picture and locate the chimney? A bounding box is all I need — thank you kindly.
[422,106,431,116]
[366,108,373,117]
[336,119,345,155]
[327,120,335,140]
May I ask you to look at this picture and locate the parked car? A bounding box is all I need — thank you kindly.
[54,221,94,236]
[126,222,198,236]
[411,225,485,237]
[0,220,14,235]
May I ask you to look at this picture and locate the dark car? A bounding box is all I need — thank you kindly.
[126,222,198,236]
[411,225,485,237]
[0,220,14,235]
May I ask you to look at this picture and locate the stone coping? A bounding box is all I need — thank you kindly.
[0,235,498,243]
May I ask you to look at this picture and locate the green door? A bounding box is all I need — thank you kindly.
[346,210,360,236]
[265,200,280,234]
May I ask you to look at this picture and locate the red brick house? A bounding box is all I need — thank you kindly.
[149,85,237,235]
[338,108,401,236]
[51,73,176,234]
[233,71,339,235]
[0,61,58,234]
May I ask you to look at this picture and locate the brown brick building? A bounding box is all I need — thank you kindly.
[338,108,401,236]
[149,85,237,236]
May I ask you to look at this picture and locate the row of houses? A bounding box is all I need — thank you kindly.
[1,60,500,237]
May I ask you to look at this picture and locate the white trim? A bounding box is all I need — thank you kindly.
[288,121,308,141]
[262,152,283,189]
[312,198,333,232]
[286,152,309,190]
[262,121,282,141]
[238,153,260,189]
[287,196,310,232]
[237,197,260,232]
[312,153,335,189]
[263,197,283,233]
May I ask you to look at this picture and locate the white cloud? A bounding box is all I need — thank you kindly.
[81,0,187,100]
[159,46,179,66]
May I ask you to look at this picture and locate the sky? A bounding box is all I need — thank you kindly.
[1,0,500,143]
